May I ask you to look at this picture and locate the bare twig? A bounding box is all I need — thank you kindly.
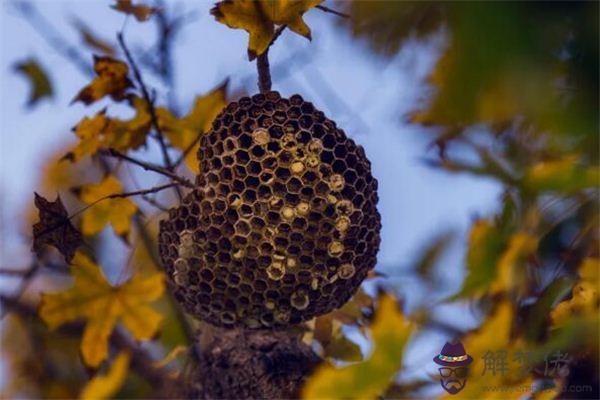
[0,262,38,318]
[106,182,181,199]
[138,2,197,113]
[316,4,350,19]
[104,149,194,188]
[117,33,173,170]
[116,32,183,199]
[121,159,172,213]
[0,267,32,276]
[65,182,178,220]
[117,33,171,167]
[155,5,176,107]
[30,181,181,244]
[141,195,170,212]
[154,2,195,113]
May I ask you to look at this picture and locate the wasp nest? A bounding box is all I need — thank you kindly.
[159,91,381,329]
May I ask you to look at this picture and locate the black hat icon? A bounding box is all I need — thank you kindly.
[433,342,473,367]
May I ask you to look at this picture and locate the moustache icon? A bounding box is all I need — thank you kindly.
[445,379,460,387]
[441,379,465,395]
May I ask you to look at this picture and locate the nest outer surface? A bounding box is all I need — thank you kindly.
[159,91,381,329]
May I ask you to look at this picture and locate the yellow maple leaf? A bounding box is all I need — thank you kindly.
[69,97,151,161]
[39,252,164,367]
[70,112,110,161]
[79,176,137,237]
[211,0,322,59]
[551,258,599,327]
[302,294,413,399]
[80,351,131,399]
[73,56,132,104]
[41,145,98,193]
[108,97,152,150]
[157,83,227,173]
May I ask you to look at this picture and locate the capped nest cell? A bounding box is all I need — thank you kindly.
[158,91,381,329]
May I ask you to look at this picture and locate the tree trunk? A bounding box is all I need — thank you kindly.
[182,325,322,399]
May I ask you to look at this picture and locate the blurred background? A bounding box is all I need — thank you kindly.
[0,1,597,399]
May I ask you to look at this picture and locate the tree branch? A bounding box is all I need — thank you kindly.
[0,267,33,276]
[257,52,272,93]
[117,33,172,169]
[140,195,170,212]
[256,25,287,93]
[106,182,181,199]
[103,149,194,188]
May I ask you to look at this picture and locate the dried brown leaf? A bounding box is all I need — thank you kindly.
[32,193,82,263]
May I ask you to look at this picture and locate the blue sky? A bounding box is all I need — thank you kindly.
[0,0,503,390]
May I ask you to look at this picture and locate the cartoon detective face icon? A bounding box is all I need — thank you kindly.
[433,341,473,395]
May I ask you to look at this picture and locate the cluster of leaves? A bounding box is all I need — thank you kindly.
[303,293,414,399]
[319,1,598,399]
[5,1,227,398]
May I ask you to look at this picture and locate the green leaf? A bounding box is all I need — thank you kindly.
[14,58,53,107]
[452,219,506,299]
[522,277,575,341]
[302,294,413,399]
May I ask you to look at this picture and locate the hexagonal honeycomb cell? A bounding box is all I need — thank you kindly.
[158,91,381,329]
